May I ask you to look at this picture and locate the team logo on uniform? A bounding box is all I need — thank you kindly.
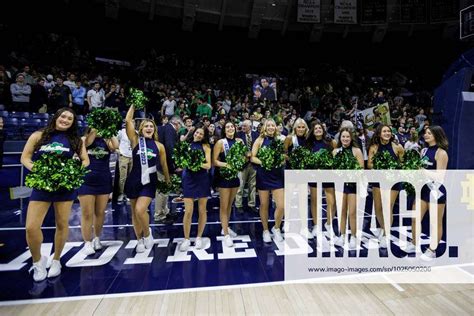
[136,148,157,160]
[40,142,70,154]
[88,147,109,159]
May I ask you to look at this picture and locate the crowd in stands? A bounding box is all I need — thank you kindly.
[0,33,434,150]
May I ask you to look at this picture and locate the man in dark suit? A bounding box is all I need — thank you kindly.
[235,120,259,214]
[155,116,182,223]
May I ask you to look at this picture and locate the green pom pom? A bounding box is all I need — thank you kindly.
[172,141,206,172]
[127,88,148,110]
[86,108,123,138]
[308,148,334,170]
[220,141,247,180]
[333,149,362,170]
[402,150,429,170]
[257,138,285,171]
[372,150,401,170]
[25,153,89,192]
[156,174,182,194]
[289,146,312,170]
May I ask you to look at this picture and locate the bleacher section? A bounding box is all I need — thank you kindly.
[1,111,88,140]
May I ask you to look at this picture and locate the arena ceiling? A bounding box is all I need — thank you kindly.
[98,0,466,42]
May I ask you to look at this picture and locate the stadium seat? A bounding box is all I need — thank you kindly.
[32,113,49,119]
[4,118,21,140]
[10,112,30,119]
[22,118,42,138]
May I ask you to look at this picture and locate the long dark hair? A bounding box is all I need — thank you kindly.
[306,121,333,150]
[337,127,359,148]
[34,107,82,154]
[219,121,237,140]
[427,125,449,151]
[369,123,395,147]
[186,123,210,144]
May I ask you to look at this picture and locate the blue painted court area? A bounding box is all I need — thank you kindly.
[0,193,440,302]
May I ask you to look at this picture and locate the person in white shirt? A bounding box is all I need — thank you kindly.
[63,73,76,91]
[117,127,133,202]
[161,96,176,118]
[87,82,105,110]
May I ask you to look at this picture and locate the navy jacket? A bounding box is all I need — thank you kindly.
[158,123,178,173]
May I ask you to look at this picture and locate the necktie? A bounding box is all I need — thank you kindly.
[246,133,252,151]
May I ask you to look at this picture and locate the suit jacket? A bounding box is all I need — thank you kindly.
[237,130,259,149]
[158,123,178,173]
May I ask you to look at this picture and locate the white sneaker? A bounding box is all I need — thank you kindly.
[262,230,272,243]
[47,260,61,278]
[379,236,387,249]
[180,239,191,252]
[311,225,320,238]
[375,228,384,239]
[82,241,96,256]
[221,228,237,238]
[271,227,284,242]
[405,242,417,254]
[195,237,203,249]
[29,256,47,282]
[349,236,357,250]
[143,228,154,249]
[335,235,345,247]
[136,239,145,253]
[300,227,313,239]
[92,237,103,250]
[224,235,234,247]
[422,248,437,259]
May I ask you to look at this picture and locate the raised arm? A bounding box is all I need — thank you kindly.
[125,105,138,147]
[84,128,97,147]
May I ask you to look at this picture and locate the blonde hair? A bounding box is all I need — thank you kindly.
[138,119,158,141]
[259,118,281,138]
[291,118,309,138]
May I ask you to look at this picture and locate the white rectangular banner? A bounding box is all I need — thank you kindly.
[334,0,358,24]
[297,0,321,23]
[284,170,474,283]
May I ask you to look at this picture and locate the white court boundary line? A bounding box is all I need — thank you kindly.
[0,263,472,307]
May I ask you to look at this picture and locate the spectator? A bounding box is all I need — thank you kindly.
[10,74,31,112]
[196,98,212,119]
[87,82,104,110]
[72,80,87,115]
[104,83,120,110]
[161,96,176,118]
[50,77,72,113]
[63,73,76,91]
[30,78,48,113]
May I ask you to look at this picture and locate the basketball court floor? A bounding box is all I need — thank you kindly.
[0,193,473,314]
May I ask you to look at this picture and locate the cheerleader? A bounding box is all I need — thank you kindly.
[406,126,448,258]
[78,128,118,255]
[251,119,285,243]
[333,128,364,249]
[21,108,89,281]
[180,126,212,251]
[368,124,404,248]
[306,122,337,237]
[212,121,243,247]
[284,119,311,237]
[124,105,170,253]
